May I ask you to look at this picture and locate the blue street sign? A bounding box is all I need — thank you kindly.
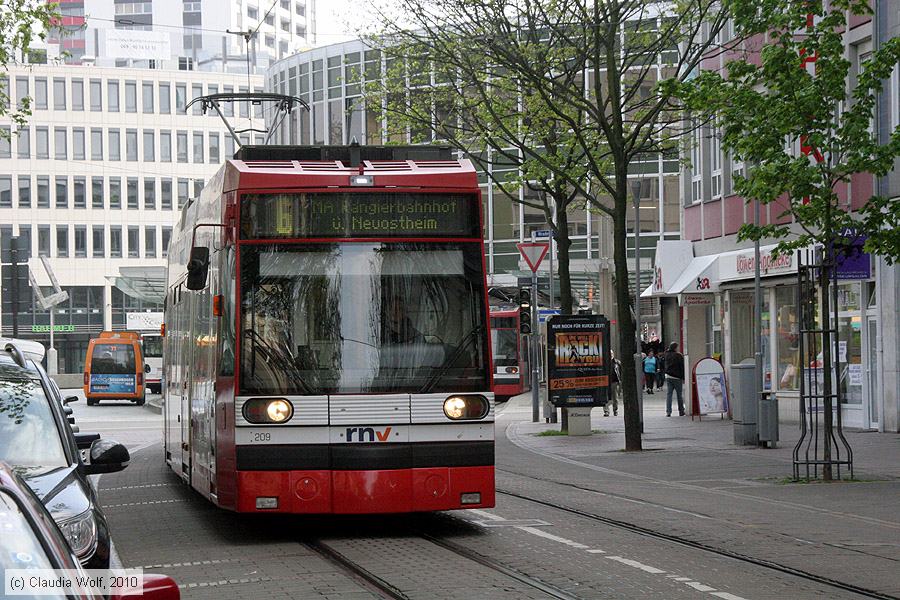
[531,229,551,242]
[538,308,560,323]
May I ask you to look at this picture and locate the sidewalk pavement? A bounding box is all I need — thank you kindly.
[497,390,900,596]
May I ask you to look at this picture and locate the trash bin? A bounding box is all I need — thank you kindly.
[731,363,758,446]
[758,392,779,448]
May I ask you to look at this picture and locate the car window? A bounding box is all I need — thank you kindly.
[0,491,67,599]
[0,376,68,469]
[90,343,136,374]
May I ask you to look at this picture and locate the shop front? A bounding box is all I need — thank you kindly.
[714,246,877,429]
[645,243,878,429]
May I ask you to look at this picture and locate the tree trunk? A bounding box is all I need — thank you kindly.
[555,207,574,315]
[613,189,642,452]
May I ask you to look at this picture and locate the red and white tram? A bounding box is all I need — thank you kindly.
[163,145,495,513]
[490,307,531,402]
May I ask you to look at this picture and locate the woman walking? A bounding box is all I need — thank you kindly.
[643,349,658,394]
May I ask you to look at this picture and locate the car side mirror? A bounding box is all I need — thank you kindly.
[112,574,181,600]
[81,439,130,475]
[63,395,79,404]
[186,246,210,290]
[145,363,152,373]
[74,432,101,450]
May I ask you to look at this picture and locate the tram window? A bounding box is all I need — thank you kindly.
[239,243,488,395]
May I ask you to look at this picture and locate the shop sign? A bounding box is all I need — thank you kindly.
[735,252,792,275]
[31,324,74,333]
[683,294,714,306]
[832,234,871,280]
[546,314,610,408]
[719,245,798,281]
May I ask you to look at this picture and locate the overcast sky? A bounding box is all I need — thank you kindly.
[315,0,362,46]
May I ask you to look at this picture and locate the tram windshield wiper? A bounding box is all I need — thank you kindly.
[419,324,485,394]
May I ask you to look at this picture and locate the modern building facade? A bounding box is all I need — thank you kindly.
[0,1,320,375]
[0,64,264,373]
[645,10,899,432]
[46,0,315,71]
[264,39,683,336]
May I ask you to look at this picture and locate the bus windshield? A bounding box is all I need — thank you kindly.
[142,335,163,358]
[239,242,488,395]
[90,343,135,374]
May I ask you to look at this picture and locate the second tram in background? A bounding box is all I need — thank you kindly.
[489,306,531,402]
[162,144,495,514]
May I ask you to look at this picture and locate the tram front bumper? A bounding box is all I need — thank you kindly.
[235,466,495,513]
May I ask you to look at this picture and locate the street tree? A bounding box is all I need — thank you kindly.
[673,0,900,262]
[370,0,727,451]
[0,0,62,132]
[365,24,593,316]
[672,0,900,479]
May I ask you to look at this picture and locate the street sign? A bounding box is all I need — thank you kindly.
[517,242,549,273]
[531,229,551,242]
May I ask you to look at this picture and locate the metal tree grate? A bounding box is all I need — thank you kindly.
[792,248,853,480]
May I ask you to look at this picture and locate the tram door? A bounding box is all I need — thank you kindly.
[189,287,215,498]
[166,288,188,480]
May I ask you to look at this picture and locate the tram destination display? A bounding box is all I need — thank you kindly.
[546,314,610,408]
[242,193,479,238]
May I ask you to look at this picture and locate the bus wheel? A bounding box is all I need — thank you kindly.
[136,395,146,406]
[87,398,97,406]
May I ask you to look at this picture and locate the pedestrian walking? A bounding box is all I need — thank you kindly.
[642,349,657,394]
[655,343,666,391]
[604,351,621,417]
[663,342,686,416]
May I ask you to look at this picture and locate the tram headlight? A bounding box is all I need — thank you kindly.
[443,395,489,420]
[243,398,294,424]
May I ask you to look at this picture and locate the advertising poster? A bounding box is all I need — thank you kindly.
[692,357,729,416]
[695,373,728,414]
[546,314,610,408]
[90,374,136,394]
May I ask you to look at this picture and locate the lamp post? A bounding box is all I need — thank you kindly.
[632,180,644,433]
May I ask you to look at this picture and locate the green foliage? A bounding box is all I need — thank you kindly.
[0,0,61,136]
[675,0,900,262]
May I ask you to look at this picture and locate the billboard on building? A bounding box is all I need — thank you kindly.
[127,312,164,331]
[104,29,171,61]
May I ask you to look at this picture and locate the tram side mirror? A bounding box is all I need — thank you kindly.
[145,364,151,373]
[186,247,210,290]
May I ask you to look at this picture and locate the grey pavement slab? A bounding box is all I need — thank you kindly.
[497,391,900,596]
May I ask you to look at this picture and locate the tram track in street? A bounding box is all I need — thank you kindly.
[306,530,583,600]
[494,477,899,600]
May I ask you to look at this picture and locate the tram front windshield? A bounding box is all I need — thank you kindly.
[239,242,488,395]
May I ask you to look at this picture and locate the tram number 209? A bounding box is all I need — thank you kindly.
[251,432,271,443]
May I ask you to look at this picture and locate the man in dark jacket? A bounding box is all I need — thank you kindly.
[663,342,686,416]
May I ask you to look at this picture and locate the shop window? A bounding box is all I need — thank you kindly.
[836,284,863,405]
[729,291,772,388]
[775,286,799,390]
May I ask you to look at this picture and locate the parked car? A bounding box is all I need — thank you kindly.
[0,342,129,568]
[0,462,180,600]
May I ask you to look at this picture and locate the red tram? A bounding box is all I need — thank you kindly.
[490,307,531,402]
[163,145,495,513]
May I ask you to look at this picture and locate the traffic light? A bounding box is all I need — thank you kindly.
[518,287,532,335]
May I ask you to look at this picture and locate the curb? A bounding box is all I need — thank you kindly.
[145,397,163,415]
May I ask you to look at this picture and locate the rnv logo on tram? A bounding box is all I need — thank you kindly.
[345,426,394,442]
